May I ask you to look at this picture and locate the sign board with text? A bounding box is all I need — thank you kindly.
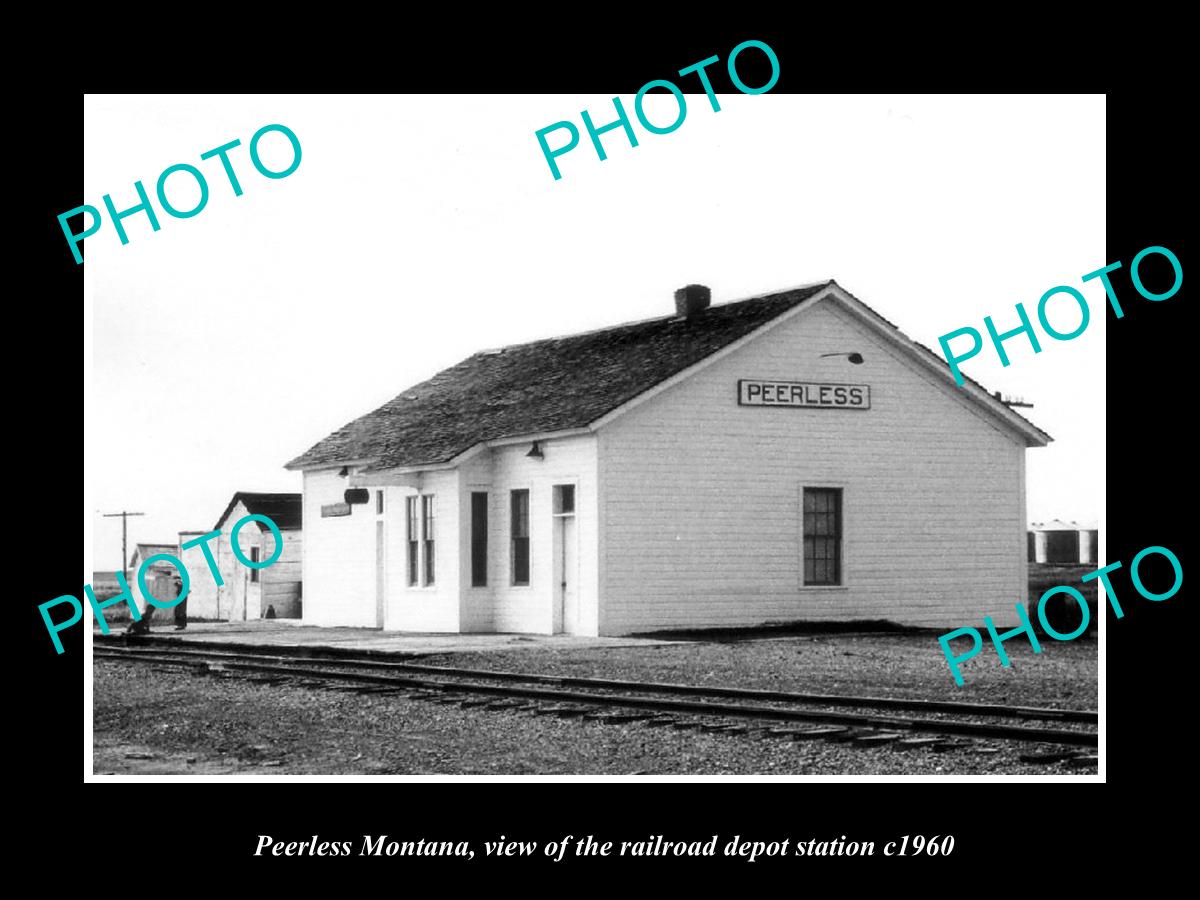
[738,380,870,409]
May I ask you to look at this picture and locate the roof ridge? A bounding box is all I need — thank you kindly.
[214,491,304,532]
[474,280,836,356]
[284,279,854,471]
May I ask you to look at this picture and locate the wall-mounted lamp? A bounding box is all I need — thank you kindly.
[993,390,1034,408]
[819,352,864,364]
[526,441,544,460]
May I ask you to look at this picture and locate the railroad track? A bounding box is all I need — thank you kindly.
[93,641,1098,760]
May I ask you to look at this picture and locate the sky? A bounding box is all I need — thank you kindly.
[85,93,1105,571]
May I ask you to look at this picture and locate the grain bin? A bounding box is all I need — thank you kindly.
[1031,520,1082,565]
[1077,525,1099,566]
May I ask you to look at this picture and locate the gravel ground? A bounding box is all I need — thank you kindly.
[93,655,1096,776]
[417,632,1098,710]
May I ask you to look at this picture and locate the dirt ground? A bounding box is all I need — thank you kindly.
[93,632,1096,776]
[421,631,1097,709]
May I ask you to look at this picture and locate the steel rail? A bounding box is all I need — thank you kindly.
[94,645,1097,747]
[92,638,1097,723]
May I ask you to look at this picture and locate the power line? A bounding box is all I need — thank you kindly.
[102,510,145,572]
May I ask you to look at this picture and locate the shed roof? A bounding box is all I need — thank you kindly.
[133,543,176,555]
[214,492,303,532]
[287,281,1049,472]
[128,543,177,569]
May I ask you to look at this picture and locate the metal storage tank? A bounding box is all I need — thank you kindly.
[1077,524,1098,566]
[1031,520,1082,565]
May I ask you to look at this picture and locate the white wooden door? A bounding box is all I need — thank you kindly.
[375,520,386,628]
[559,515,578,633]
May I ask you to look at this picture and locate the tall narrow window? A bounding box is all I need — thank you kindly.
[250,546,260,583]
[803,488,843,586]
[511,489,530,586]
[375,490,384,515]
[406,496,419,586]
[471,492,488,587]
[422,494,436,586]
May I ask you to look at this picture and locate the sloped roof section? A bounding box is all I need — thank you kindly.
[214,492,303,531]
[129,543,177,568]
[1031,519,1097,532]
[287,283,833,471]
[287,280,1051,471]
[827,285,1051,446]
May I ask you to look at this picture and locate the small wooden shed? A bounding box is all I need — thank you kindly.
[126,543,179,616]
[178,530,220,619]
[205,492,303,621]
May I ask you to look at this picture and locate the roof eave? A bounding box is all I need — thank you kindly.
[346,427,597,479]
[587,282,840,432]
[581,280,1050,448]
[284,457,377,473]
[823,284,1053,447]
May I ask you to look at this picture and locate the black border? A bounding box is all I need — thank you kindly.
[32,22,1190,884]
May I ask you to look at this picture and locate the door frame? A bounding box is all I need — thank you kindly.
[551,482,579,634]
[375,489,387,628]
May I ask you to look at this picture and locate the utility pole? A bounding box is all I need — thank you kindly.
[102,510,145,575]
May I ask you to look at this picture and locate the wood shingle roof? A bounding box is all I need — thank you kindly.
[286,279,1050,471]
[214,492,303,531]
[286,283,832,471]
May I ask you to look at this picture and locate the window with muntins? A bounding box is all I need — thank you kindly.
[511,489,530,585]
[422,494,436,586]
[803,488,842,586]
[406,496,418,586]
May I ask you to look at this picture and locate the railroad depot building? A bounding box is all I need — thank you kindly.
[286,281,1049,636]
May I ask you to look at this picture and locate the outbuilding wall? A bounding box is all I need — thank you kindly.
[208,501,303,621]
[261,528,303,618]
[178,532,221,619]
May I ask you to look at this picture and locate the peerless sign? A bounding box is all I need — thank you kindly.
[738,380,870,409]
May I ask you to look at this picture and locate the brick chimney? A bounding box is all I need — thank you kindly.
[675,284,711,317]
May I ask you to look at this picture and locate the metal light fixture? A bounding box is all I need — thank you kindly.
[820,352,864,364]
[993,390,1034,408]
[526,441,544,460]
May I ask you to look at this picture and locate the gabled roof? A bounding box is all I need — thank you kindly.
[214,492,303,531]
[820,284,1051,446]
[286,280,1049,472]
[288,283,832,471]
